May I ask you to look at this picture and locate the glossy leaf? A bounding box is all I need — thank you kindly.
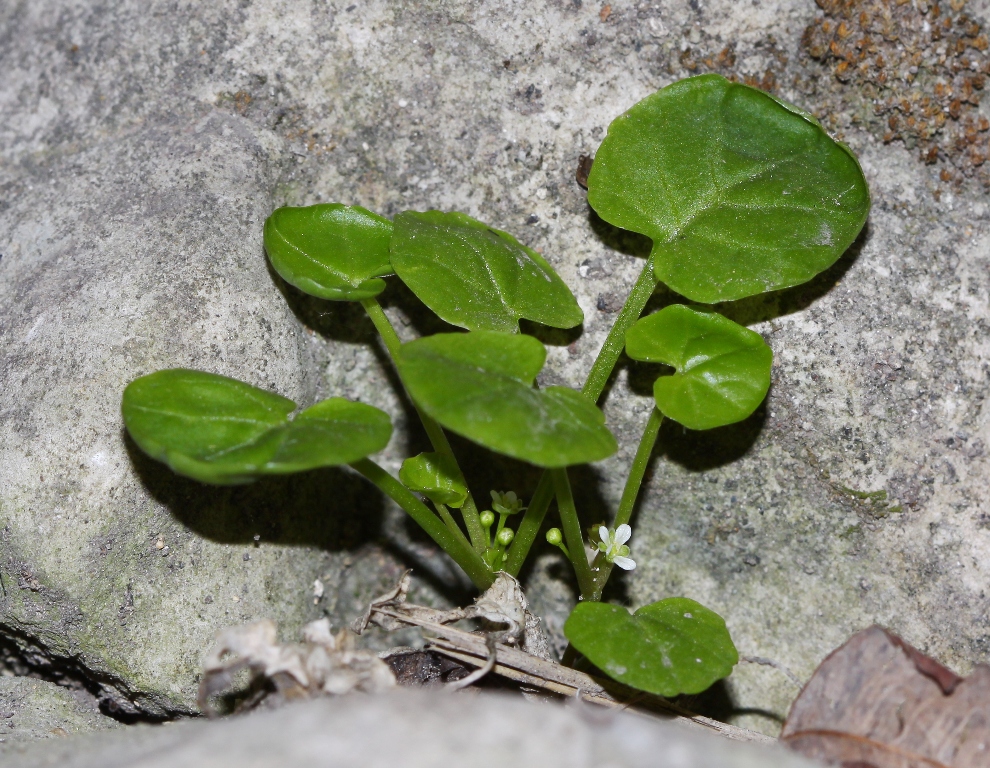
[564,598,738,697]
[587,74,870,303]
[399,452,468,508]
[122,369,392,484]
[626,304,772,430]
[264,204,393,301]
[397,332,616,467]
[390,210,583,332]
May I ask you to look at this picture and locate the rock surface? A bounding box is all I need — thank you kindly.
[0,677,117,747]
[1,0,989,735]
[0,689,821,768]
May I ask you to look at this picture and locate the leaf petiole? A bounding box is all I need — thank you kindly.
[504,263,658,578]
[359,297,488,553]
[581,264,659,402]
[349,458,493,590]
[434,502,475,552]
[552,468,596,599]
[502,472,553,575]
[590,407,663,600]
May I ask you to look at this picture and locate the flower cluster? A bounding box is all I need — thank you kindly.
[490,490,525,516]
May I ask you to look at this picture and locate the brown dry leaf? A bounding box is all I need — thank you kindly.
[198,618,395,715]
[782,626,990,768]
[575,154,594,189]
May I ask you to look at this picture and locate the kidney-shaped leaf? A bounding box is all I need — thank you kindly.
[399,451,468,508]
[587,74,870,303]
[390,210,583,332]
[123,369,392,484]
[626,304,772,430]
[564,598,738,697]
[397,332,616,467]
[264,204,393,301]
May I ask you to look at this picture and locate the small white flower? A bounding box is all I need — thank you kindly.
[597,524,636,570]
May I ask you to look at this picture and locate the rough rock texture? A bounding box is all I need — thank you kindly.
[0,0,443,717]
[1,0,989,736]
[0,677,118,748]
[0,689,822,768]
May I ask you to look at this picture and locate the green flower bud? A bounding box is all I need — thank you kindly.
[495,527,515,546]
[545,527,563,546]
[490,490,526,516]
[479,510,496,528]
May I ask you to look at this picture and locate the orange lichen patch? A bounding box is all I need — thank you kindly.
[670,30,791,100]
[233,90,252,114]
[803,0,990,187]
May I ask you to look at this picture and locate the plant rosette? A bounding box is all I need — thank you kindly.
[122,73,869,701]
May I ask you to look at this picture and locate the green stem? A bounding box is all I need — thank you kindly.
[360,297,404,360]
[615,407,663,530]
[457,497,487,555]
[502,264,659,578]
[350,459,493,590]
[434,502,474,552]
[552,468,595,599]
[589,407,664,600]
[360,297,487,553]
[502,471,554,576]
[581,264,659,402]
[495,513,508,538]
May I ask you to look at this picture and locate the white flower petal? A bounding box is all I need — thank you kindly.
[613,556,636,571]
[599,526,610,546]
[614,524,631,545]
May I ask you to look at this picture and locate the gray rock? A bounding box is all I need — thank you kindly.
[0,0,433,716]
[0,676,117,748]
[0,689,821,768]
[1,0,989,736]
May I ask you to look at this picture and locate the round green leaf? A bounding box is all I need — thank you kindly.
[587,74,870,303]
[564,598,738,697]
[263,203,393,301]
[122,369,392,484]
[625,305,772,430]
[390,210,583,332]
[399,452,468,508]
[397,332,616,467]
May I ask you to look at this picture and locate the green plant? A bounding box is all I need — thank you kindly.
[122,74,869,699]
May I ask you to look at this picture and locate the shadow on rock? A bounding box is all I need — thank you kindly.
[584,207,870,332]
[675,679,785,730]
[587,207,653,259]
[520,318,583,348]
[266,257,378,345]
[125,431,383,551]
[657,401,770,473]
[714,221,870,327]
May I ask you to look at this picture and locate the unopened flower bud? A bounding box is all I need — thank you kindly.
[480,511,496,528]
[496,528,515,546]
[545,528,563,546]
